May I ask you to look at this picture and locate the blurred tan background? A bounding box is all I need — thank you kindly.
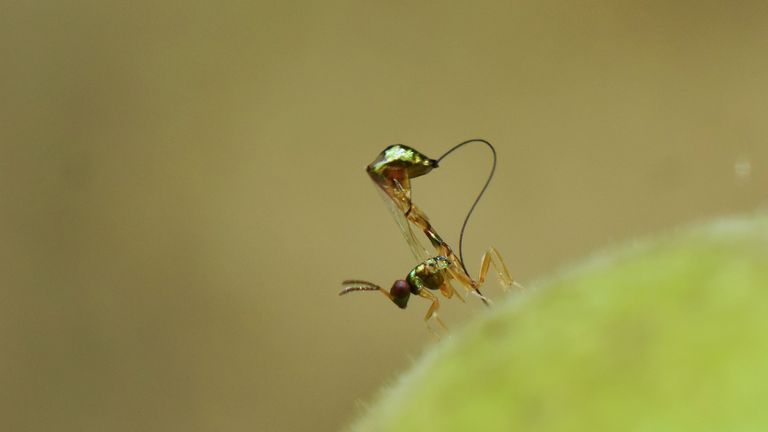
[2,1,767,431]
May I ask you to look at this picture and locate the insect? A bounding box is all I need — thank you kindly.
[341,257,454,333]
[340,139,522,330]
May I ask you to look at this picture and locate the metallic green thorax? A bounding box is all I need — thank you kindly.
[366,144,438,186]
[407,256,451,294]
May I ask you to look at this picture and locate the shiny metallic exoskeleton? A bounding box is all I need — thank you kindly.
[341,140,523,333]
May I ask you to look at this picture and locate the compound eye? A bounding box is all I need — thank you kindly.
[390,279,410,299]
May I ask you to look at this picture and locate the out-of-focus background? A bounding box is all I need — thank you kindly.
[1,1,766,431]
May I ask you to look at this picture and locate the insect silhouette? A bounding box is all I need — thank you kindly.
[340,139,522,331]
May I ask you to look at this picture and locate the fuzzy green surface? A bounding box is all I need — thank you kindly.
[348,214,768,432]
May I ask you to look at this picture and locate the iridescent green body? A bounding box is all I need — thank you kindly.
[388,256,452,309]
[366,144,438,197]
[366,144,444,262]
[407,256,451,294]
[341,140,519,331]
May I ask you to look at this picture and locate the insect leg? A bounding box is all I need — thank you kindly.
[477,247,524,291]
[418,289,447,331]
[439,280,465,303]
[443,264,490,304]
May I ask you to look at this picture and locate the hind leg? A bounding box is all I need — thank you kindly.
[478,247,523,291]
[443,264,491,306]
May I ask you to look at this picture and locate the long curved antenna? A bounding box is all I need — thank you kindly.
[435,139,497,276]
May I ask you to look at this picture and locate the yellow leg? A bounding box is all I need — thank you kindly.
[445,263,492,305]
[478,247,523,291]
[446,259,477,292]
[440,281,465,303]
[418,290,448,332]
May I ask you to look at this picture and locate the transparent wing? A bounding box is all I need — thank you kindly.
[374,186,431,263]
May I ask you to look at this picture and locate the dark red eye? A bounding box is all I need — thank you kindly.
[389,279,410,309]
[390,279,410,298]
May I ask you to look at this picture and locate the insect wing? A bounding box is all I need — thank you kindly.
[375,186,431,263]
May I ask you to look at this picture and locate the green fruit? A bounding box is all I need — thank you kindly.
[348,214,768,432]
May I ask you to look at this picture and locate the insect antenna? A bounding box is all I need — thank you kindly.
[435,139,497,277]
[341,279,380,286]
[339,280,383,296]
